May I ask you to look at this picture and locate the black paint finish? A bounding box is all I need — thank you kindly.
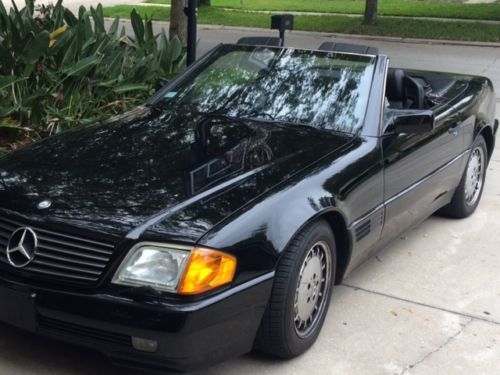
[0,45,496,371]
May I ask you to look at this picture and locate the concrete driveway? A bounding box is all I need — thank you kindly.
[0,26,499,375]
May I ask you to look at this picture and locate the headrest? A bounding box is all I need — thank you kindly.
[386,68,405,101]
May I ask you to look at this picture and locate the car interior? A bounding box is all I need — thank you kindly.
[386,68,429,109]
[316,42,459,111]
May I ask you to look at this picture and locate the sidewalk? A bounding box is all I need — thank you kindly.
[217,7,500,25]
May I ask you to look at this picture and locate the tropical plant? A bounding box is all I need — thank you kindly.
[0,0,186,150]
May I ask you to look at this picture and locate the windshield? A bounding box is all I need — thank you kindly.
[158,45,376,134]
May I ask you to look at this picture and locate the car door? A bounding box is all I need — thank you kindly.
[380,103,465,242]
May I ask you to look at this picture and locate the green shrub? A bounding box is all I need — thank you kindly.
[0,0,185,149]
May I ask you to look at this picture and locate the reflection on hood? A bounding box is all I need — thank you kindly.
[0,108,352,239]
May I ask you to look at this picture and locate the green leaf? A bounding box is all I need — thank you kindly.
[52,0,65,28]
[0,44,15,71]
[21,30,50,64]
[108,17,120,35]
[0,117,20,128]
[170,36,183,61]
[90,5,105,34]
[62,55,101,77]
[144,18,154,45]
[78,5,86,20]
[10,2,24,35]
[113,83,150,94]
[130,9,144,46]
[80,36,97,55]
[95,78,119,88]
[60,35,79,68]
[26,0,35,16]
[100,49,124,79]
[63,8,78,27]
[23,91,49,106]
[0,0,8,29]
[0,75,24,91]
[0,104,16,117]
[83,13,93,40]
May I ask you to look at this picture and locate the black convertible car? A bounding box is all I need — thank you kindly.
[0,41,497,372]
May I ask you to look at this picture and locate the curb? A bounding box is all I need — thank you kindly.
[108,18,500,48]
[201,24,500,48]
[219,7,500,26]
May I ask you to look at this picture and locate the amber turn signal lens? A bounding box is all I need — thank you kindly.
[178,248,237,295]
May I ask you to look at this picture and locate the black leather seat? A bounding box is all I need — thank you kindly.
[386,69,426,110]
[386,68,405,108]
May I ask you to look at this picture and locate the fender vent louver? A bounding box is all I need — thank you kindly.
[355,220,372,242]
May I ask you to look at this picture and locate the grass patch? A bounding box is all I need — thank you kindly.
[103,5,500,43]
[142,0,500,21]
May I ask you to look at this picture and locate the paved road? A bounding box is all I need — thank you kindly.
[0,23,500,375]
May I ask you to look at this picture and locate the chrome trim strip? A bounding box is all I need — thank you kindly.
[348,149,469,229]
[379,59,390,136]
[348,204,384,231]
[225,43,379,58]
[385,149,469,206]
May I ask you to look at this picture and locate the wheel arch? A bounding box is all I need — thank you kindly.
[479,125,494,162]
[318,211,351,284]
[282,208,353,286]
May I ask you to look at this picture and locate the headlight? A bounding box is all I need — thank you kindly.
[112,243,237,295]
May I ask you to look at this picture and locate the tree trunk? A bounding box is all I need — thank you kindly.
[363,0,378,25]
[169,0,188,43]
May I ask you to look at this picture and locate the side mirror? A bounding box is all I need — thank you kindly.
[392,110,435,134]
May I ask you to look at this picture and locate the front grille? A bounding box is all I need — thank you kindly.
[0,215,115,284]
[38,315,131,347]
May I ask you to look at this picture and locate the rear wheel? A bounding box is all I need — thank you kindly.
[441,135,487,218]
[254,220,336,358]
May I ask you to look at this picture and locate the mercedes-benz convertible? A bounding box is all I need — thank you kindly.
[0,41,497,372]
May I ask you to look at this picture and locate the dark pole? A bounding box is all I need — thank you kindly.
[186,0,197,66]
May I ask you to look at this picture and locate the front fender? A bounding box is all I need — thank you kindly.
[197,136,384,286]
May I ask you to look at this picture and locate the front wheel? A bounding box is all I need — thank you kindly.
[441,135,488,218]
[254,220,336,358]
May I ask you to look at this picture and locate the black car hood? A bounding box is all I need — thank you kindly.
[0,108,352,241]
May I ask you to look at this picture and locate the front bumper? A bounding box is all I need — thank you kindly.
[0,273,274,372]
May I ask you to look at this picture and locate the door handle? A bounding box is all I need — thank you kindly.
[448,122,460,136]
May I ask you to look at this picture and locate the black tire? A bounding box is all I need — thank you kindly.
[440,135,488,218]
[254,220,336,358]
